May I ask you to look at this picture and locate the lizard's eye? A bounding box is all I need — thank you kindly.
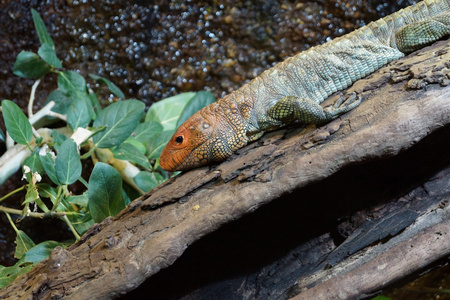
[175,136,183,144]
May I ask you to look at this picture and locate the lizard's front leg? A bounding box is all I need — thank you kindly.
[265,93,361,126]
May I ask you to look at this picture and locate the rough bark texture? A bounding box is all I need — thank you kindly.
[1,39,450,300]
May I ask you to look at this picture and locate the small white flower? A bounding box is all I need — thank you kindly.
[39,144,56,160]
[39,144,49,156]
[22,165,31,181]
[23,165,31,173]
[34,172,42,183]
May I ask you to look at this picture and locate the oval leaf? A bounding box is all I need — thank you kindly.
[13,51,51,78]
[1,100,33,146]
[45,89,72,115]
[93,100,145,148]
[145,92,195,130]
[66,97,92,130]
[39,152,59,185]
[23,150,44,174]
[123,137,146,154]
[57,70,86,94]
[0,263,34,289]
[57,71,95,119]
[38,43,62,68]
[176,91,216,127]
[133,171,165,193]
[14,230,36,260]
[89,74,125,99]
[134,122,164,143]
[146,130,174,159]
[112,143,151,169]
[88,162,124,223]
[31,8,54,47]
[36,183,57,204]
[55,139,81,185]
[20,241,64,264]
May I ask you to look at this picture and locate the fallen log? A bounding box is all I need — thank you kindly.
[1,37,449,300]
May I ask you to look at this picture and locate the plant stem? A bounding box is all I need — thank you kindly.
[28,79,41,118]
[52,185,64,212]
[0,205,76,218]
[80,145,97,160]
[4,212,19,234]
[62,215,80,241]
[78,176,89,189]
[26,142,33,152]
[0,186,25,203]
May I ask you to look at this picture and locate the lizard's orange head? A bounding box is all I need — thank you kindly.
[160,101,247,172]
[159,110,215,172]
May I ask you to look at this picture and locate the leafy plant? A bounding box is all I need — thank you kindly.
[0,9,215,287]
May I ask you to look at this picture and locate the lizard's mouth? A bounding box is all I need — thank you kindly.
[159,143,204,172]
[159,147,187,172]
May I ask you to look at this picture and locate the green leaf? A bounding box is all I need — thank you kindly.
[1,100,33,146]
[0,263,34,289]
[55,139,81,185]
[13,51,51,78]
[123,137,146,154]
[57,70,86,93]
[66,97,92,130]
[133,171,165,193]
[36,183,57,204]
[134,122,164,143]
[93,100,145,148]
[69,211,93,236]
[88,162,124,223]
[14,230,36,259]
[39,152,60,185]
[57,71,95,119]
[23,185,39,205]
[45,89,72,115]
[23,151,44,174]
[31,8,54,48]
[88,91,102,115]
[20,241,64,264]
[89,74,125,99]
[57,196,90,235]
[112,143,151,169]
[23,180,48,213]
[67,193,89,207]
[51,130,67,148]
[145,92,195,130]
[38,43,62,68]
[176,90,216,127]
[122,181,140,206]
[146,130,175,159]
[73,216,94,236]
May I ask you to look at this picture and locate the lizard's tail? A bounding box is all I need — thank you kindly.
[341,0,450,53]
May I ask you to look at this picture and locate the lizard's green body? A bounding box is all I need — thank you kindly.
[160,0,450,172]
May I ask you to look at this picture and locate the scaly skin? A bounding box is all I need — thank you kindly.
[160,0,450,172]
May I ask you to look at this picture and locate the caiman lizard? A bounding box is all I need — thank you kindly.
[160,0,450,172]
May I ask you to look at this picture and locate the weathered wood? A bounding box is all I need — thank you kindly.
[1,38,449,300]
[124,148,450,300]
[291,203,450,300]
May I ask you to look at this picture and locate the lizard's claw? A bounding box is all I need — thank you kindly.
[324,92,361,119]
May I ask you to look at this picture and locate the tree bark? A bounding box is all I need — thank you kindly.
[1,39,449,300]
